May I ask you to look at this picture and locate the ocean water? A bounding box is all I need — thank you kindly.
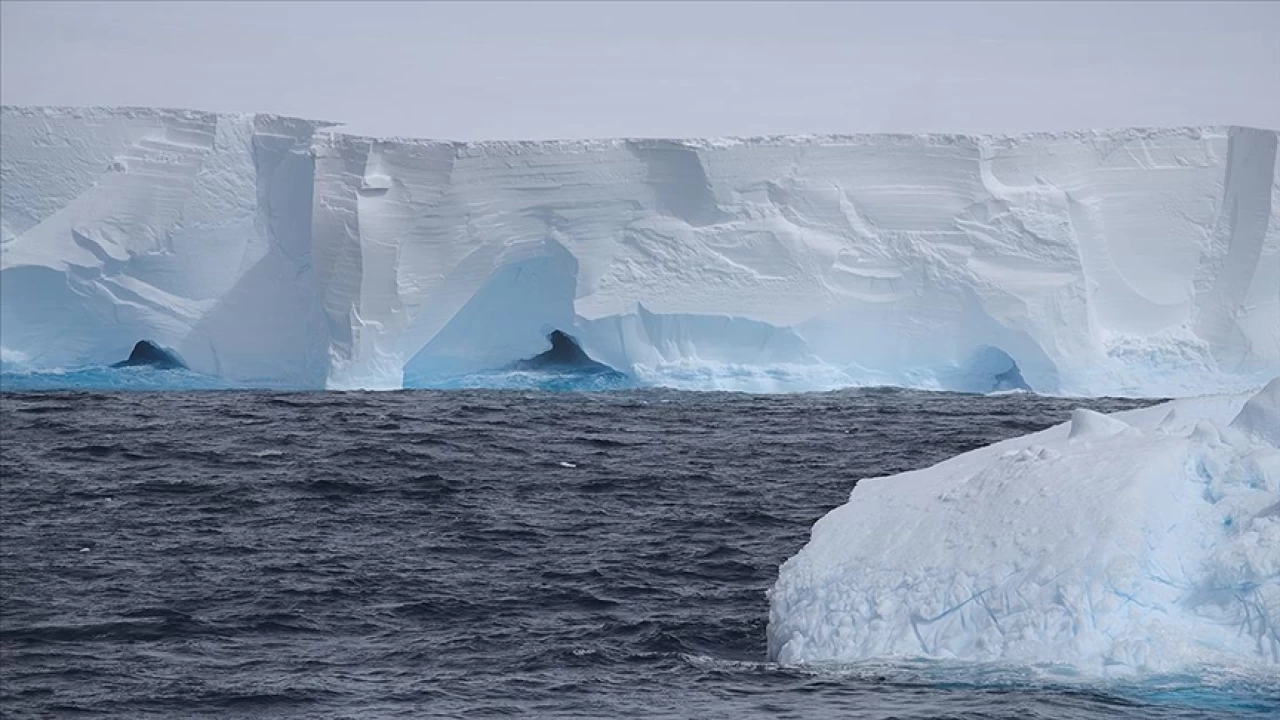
[2,388,1276,719]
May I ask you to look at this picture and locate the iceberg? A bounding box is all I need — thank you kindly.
[767,378,1280,675]
[2,106,1277,394]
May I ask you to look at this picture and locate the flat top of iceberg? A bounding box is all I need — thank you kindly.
[3,104,1269,147]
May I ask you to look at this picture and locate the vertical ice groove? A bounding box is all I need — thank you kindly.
[626,139,730,227]
[1193,127,1279,373]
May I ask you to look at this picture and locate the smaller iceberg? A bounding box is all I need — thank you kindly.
[768,378,1280,676]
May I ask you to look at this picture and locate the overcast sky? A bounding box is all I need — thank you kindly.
[2,1,1277,139]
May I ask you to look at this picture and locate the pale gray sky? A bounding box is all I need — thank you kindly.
[2,1,1277,139]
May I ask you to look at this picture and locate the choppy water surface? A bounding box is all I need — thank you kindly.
[3,389,1274,718]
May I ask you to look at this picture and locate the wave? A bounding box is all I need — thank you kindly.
[631,361,858,393]
[0,359,1057,396]
[0,365,233,391]
[678,656,1280,718]
[406,368,636,392]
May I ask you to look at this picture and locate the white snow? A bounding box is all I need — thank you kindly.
[1232,379,1280,447]
[2,106,1278,394]
[767,378,1280,676]
[1066,408,1131,440]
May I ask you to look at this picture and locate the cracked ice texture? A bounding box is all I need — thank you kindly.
[2,106,1277,394]
[767,379,1280,675]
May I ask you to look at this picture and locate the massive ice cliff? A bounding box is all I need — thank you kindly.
[2,106,1277,393]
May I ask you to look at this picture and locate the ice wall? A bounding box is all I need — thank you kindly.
[3,106,1277,394]
[1,107,333,386]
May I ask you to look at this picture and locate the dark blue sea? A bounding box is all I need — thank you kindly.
[2,385,1277,718]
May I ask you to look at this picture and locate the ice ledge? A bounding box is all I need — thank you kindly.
[4,104,1271,148]
[0,105,344,132]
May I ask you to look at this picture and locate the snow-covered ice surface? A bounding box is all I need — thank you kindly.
[768,378,1280,676]
[3,106,1278,394]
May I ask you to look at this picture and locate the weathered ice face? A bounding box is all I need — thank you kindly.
[2,109,1277,395]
